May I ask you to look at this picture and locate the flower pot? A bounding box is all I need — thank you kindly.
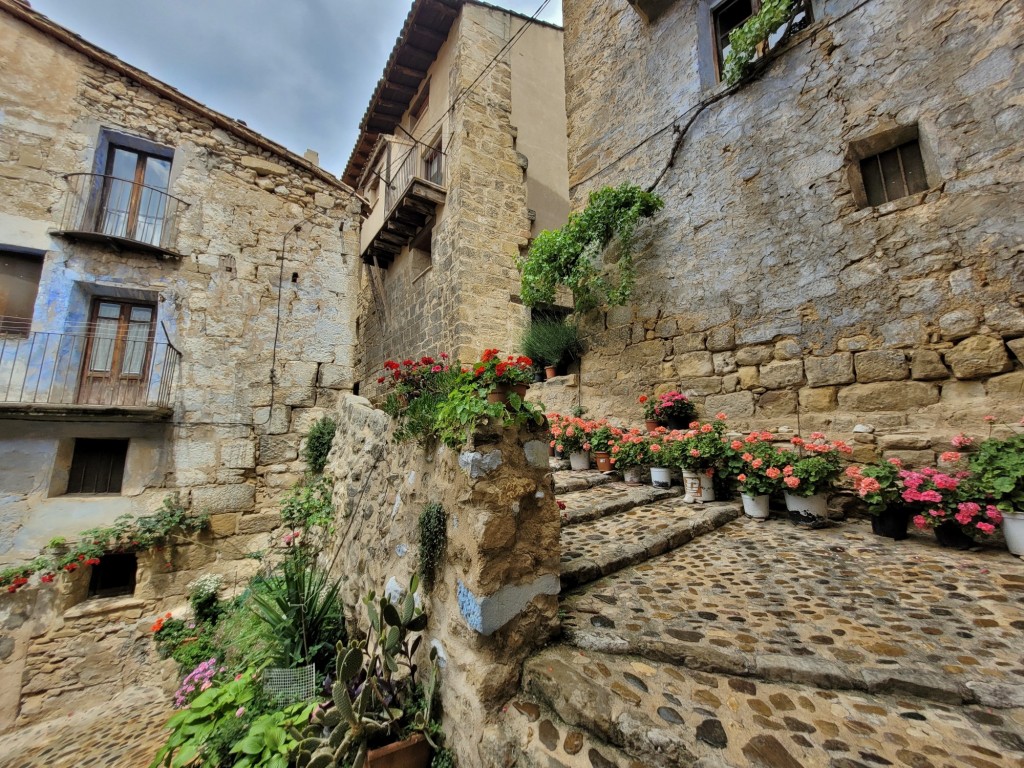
[784,491,827,526]
[368,733,431,768]
[682,470,715,504]
[545,365,557,380]
[650,466,672,488]
[871,506,910,541]
[623,466,646,485]
[594,451,612,472]
[1003,511,1024,556]
[665,417,690,430]
[934,521,974,550]
[645,419,660,433]
[569,451,590,471]
[548,443,555,457]
[741,493,770,520]
[486,384,529,404]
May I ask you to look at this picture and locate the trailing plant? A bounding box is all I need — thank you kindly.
[292,575,439,768]
[280,475,335,533]
[520,317,581,369]
[153,618,226,674]
[722,0,795,85]
[640,390,696,426]
[433,375,544,450]
[431,747,458,768]
[303,417,337,475]
[469,349,535,388]
[418,503,447,591]
[517,184,664,313]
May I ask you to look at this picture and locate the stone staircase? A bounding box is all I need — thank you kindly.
[499,470,1024,768]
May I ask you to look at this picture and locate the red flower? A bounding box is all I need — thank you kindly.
[40,574,55,583]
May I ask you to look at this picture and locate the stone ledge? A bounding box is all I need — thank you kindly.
[63,596,147,621]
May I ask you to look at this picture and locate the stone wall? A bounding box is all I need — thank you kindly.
[559,0,1024,457]
[0,4,363,564]
[323,395,560,765]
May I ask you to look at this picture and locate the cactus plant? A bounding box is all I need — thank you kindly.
[292,575,439,768]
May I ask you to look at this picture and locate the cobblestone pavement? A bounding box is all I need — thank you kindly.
[562,515,1024,703]
[0,685,169,768]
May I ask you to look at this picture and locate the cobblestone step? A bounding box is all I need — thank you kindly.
[559,499,741,590]
[553,468,615,494]
[558,481,682,526]
[517,645,1024,768]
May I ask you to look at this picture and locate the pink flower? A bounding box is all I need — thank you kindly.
[940,451,961,463]
[857,477,881,497]
[236,707,245,717]
[976,522,995,535]
[782,465,794,477]
[886,457,903,467]
[765,467,781,479]
[650,444,661,453]
[913,515,929,530]
[983,415,995,423]
[715,412,728,420]
[951,434,974,449]
[783,476,801,489]
[741,453,754,462]
[737,474,747,482]
[751,458,763,469]
[731,440,744,450]
[985,505,1003,525]
[700,424,713,433]
[689,449,701,457]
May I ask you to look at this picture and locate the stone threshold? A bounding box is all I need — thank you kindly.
[559,482,683,526]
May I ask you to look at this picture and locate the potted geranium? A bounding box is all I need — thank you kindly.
[725,431,786,519]
[589,421,620,472]
[780,433,852,525]
[845,458,909,539]
[903,466,1000,549]
[969,430,1023,555]
[470,349,534,403]
[643,390,697,430]
[549,413,594,470]
[609,430,651,485]
[672,415,729,503]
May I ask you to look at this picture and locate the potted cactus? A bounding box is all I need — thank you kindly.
[292,576,439,768]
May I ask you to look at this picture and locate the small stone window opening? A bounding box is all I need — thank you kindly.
[66,438,128,494]
[859,140,928,207]
[88,552,137,599]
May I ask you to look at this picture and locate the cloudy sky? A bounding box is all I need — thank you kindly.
[30,0,563,177]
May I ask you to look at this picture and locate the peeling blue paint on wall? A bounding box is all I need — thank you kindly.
[457,579,483,633]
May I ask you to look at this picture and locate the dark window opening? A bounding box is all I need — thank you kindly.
[410,81,430,131]
[291,272,299,283]
[423,135,444,187]
[859,140,928,207]
[0,249,43,337]
[713,0,754,73]
[88,552,137,598]
[66,438,128,494]
[706,0,813,83]
[353,381,360,396]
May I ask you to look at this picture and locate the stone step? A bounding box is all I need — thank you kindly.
[553,468,615,494]
[520,645,1024,768]
[559,499,741,590]
[558,481,682,526]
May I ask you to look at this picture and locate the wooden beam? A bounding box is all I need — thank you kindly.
[410,23,447,47]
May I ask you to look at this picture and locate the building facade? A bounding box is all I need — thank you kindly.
[557,0,1023,452]
[347,0,569,392]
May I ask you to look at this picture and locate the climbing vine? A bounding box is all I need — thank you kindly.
[517,184,664,313]
[418,502,447,591]
[303,416,337,475]
[722,0,794,85]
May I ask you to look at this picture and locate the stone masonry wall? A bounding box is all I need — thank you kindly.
[323,395,560,766]
[559,0,1024,459]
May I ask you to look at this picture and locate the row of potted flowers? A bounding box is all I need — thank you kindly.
[548,411,1024,555]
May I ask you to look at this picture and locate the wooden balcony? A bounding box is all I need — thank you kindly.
[361,142,446,267]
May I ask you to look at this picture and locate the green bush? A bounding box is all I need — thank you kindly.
[280,475,335,533]
[520,317,580,369]
[418,503,447,591]
[303,417,337,475]
[722,0,793,84]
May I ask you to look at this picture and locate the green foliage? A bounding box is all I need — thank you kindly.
[722,0,793,85]
[390,367,462,445]
[230,702,317,768]
[431,748,457,768]
[788,454,843,498]
[304,417,337,475]
[521,317,581,369]
[189,573,225,626]
[857,461,904,515]
[433,376,545,450]
[418,503,447,591]
[517,184,664,313]
[214,586,276,673]
[292,575,440,768]
[249,551,345,670]
[970,432,1024,513]
[280,475,336,533]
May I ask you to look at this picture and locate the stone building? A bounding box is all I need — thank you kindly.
[0,0,361,723]
[347,0,569,393]
[552,0,1023,454]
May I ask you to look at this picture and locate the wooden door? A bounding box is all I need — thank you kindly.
[77,300,155,406]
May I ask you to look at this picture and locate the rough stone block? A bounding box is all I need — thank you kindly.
[704,391,755,417]
[712,352,737,375]
[259,435,298,464]
[804,353,854,387]
[735,346,773,366]
[192,483,256,513]
[883,450,935,468]
[773,339,802,361]
[798,387,837,412]
[737,366,760,390]
[910,349,949,380]
[944,336,1012,379]
[838,335,871,352]
[1008,337,1024,364]
[706,326,735,352]
[759,360,804,389]
[755,390,797,418]
[313,192,335,209]
[854,350,909,383]
[837,382,939,412]
[236,512,282,535]
[674,352,714,378]
[984,305,1024,336]
[941,381,987,403]
[877,434,931,451]
[988,371,1024,400]
[318,364,352,390]
[654,317,678,338]
[221,440,256,469]
[240,156,288,176]
[208,513,239,537]
[938,310,980,340]
[673,333,707,353]
[676,377,723,396]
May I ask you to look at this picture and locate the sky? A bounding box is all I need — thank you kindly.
[30,0,563,177]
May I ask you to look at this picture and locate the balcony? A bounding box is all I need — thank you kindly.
[0,326,181,421]
[53,173,188,259]
[361,141,446,267]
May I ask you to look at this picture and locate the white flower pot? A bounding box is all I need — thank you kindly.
[741,493,770,519]
[1003,511,1024,556]
[682,470,715,504]
[650,467,672,488]
[784,491,827,517]
[569,451,590,471]
[623,466,646,485]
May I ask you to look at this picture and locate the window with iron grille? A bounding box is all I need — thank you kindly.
[66,438,128,494]
[859,140,928,207]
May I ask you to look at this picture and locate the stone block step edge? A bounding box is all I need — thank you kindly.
[552,470,615,495]
[559,484,683,526]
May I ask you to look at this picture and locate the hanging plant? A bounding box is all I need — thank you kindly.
[517,183,663,313]
[722,0,795,85]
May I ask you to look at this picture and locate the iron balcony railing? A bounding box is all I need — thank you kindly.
[56,173,188,257]
[0,326,180,410]
[384,141,445,214]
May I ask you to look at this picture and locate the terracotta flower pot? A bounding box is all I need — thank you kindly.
[645,419,660,432]
[594,451,612,471]
[545,365,557,380]
[486,384,528,404]
[368,733,431,768]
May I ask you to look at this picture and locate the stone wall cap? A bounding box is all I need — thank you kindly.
[64,596,147,620]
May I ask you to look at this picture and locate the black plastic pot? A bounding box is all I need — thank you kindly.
[934,521,974,550]
[871,506,911,540]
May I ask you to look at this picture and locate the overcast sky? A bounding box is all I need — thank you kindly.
[30,0,562,177]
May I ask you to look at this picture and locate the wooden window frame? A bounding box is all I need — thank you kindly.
[77,298,157,406]
[847,124,936,209]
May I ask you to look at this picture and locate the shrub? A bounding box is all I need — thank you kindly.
[303,417,337,475]
[520,318,580,369]
[280,475,335,533]
[418,503,447,591]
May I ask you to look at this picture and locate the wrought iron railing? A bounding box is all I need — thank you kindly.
[57,173,188,255]
[0,327,180,409]
[384,142,445,214]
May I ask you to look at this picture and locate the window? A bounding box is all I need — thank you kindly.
[78,299,156,405]
[66,438,128,494]
[700,0,812,85]
[859,140,928,207]
[713,0,754,74]
[0,249,43,336]
[88,552,137,598]
[99,146,171,246]
[423,135,444,187]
